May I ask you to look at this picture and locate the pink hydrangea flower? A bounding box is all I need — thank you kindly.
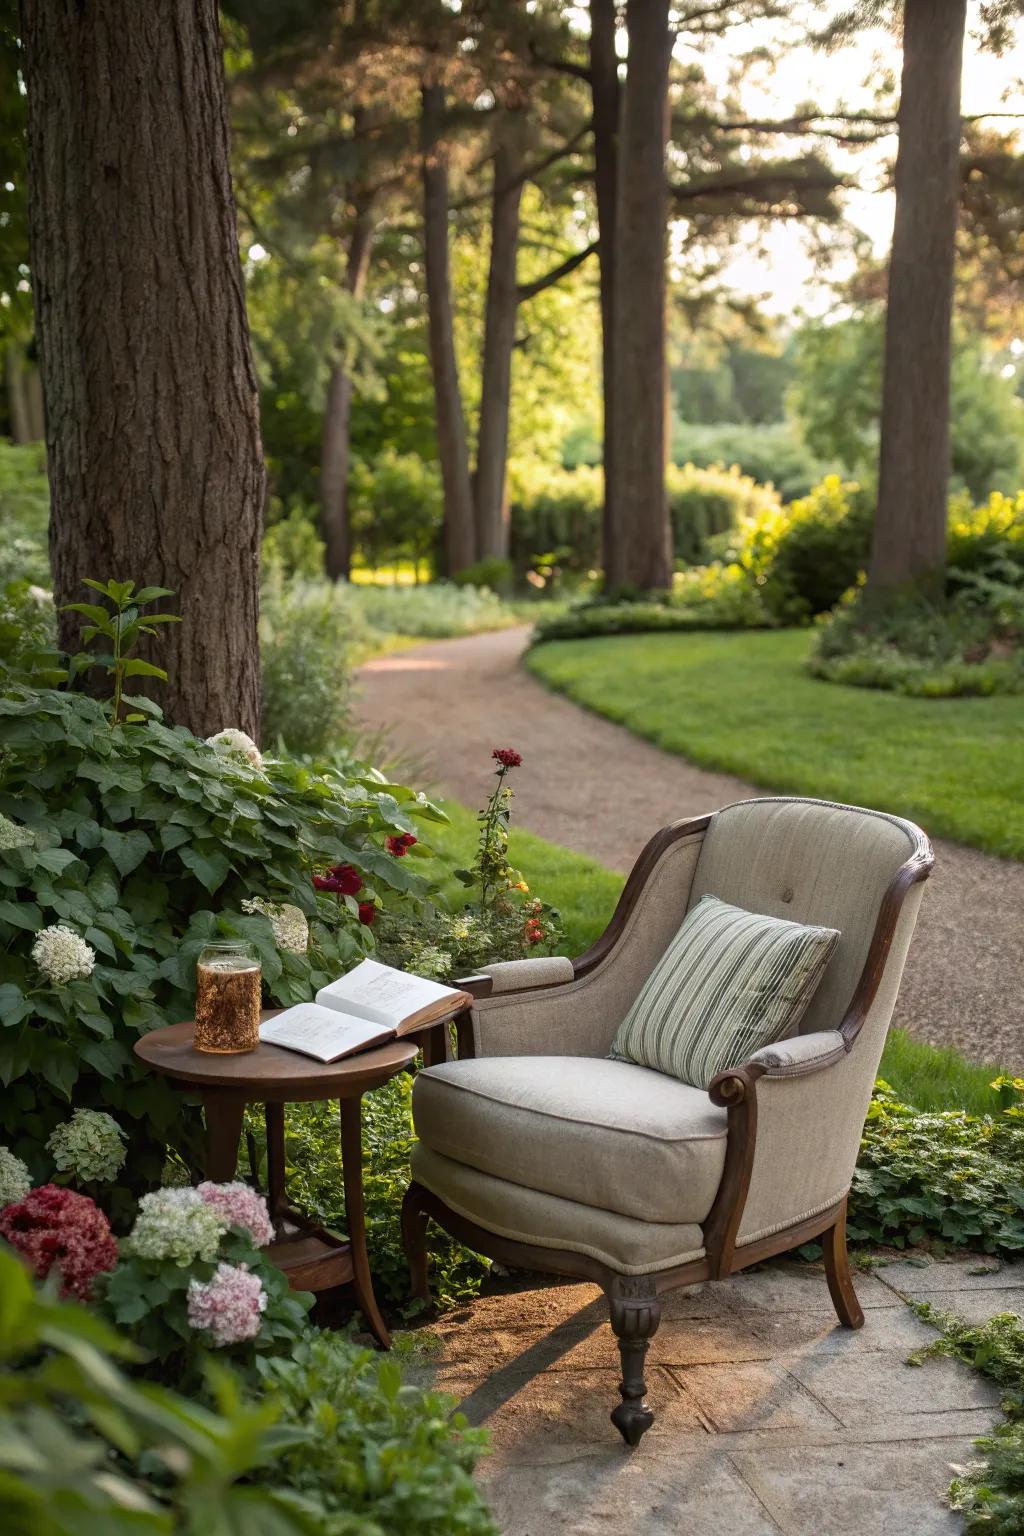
[196,1182,274,1247]
[187,1261,267,1346]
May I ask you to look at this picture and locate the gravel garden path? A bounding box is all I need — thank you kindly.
[356,626,1024,1069]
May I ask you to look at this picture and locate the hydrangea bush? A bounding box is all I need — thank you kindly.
[0,1144,31,1205]
[46,1107,126,1184]
[0,1184,118,1299]
[0,685,447,1187]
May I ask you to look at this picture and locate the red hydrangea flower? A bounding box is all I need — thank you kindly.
[385,833,417,857]
[358,901,376,926]
[492,748,522,769]
[0,1185,118,1301]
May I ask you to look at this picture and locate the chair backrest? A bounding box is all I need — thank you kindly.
[687,796,930,1036]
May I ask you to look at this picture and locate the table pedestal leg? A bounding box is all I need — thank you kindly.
[264,1101,288,1231]
[339,1097,391,1349]
[203,1093,246,1181]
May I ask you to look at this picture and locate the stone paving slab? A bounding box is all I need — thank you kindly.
[407,1258,1018,1534]
[899,1287,1024,1324]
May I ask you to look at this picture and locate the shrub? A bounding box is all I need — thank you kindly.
[347,580,516,638]
[0,684,447,1190]
[0,440,49,586]
[667,461,782,566]
[250,1331,498,1535]
[262,501,327,579]
[451,556,514,594]
[725,473,874,624]
[531,563,771,643]
[260,574,371,755]
[350,449,443,574]
[848,1083,1024,1256]
[948,488,1024,585]
[669,420,829,502]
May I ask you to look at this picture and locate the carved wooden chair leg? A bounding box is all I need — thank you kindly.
[607,1277,661,1446]
[401,1182,432,1304]
[822,1199,864,1329]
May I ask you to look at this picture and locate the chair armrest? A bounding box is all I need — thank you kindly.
[474,956,576,994]
[743,1030,848,1080]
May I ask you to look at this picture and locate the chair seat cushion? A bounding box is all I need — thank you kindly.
[411,1055,728,1224]
[611,894,840,1090]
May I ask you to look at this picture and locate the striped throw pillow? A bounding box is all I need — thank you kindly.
[610,895,840,1090]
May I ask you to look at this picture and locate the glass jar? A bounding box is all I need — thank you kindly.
[193,940,262,1054]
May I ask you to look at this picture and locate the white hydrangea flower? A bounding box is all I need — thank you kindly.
[0,1145,32,1206]
[0,814,33,851]
[126,1187,228,1266]
[32,925,96,985]
[27,585,52,605]
[46,1109,127,1184]
[241,898,309,954]
[206,728,263,770]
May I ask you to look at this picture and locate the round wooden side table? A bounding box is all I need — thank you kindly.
[134,1016,418,1349]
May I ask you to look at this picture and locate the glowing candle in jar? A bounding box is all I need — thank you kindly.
[194,941,261,1053]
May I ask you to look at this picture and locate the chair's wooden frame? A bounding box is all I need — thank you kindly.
[403,808,934,1445]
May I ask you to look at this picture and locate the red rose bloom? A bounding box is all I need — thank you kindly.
[313,872,341,893]
[330,864,363,896]
[358,901,376,926]
[385,833,417,857]
[492,748,522,769]
[0,1185,118,1301]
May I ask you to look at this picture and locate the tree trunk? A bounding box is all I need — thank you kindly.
[590,0,620,569]
[19,0,265,739]
[421,83,476,576]
[321,207,374,582]
[4,346,31,443]
[606,0,672,592]
[869,0,966,599]
[474,145,523,562]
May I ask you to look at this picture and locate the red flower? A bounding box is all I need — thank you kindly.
[385,833,417,857]
[492,748,522,769]
[524,917,545,946]
[0,1186,118,1301]
[313,864,363,897]
[330,864,364,896]
[358,901,377,926]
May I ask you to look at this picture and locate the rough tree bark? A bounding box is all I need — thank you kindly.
[421,82,476,576]
[474,144,523,562]
[869,0,966,600]
[19,0,265,738]
[605,0,672,592]
[321,206,374,582]
[590,0,620,570]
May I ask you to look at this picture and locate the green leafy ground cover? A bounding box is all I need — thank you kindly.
[526,630,1024,859]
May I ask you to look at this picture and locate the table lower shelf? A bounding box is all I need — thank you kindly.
[268,1230,354,1292]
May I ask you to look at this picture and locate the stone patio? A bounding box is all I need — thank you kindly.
[408,1254,1023,1535]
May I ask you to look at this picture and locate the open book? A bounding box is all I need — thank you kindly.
[257,959,472,1064]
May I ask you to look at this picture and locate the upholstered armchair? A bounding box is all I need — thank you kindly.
[402,796,933,1445]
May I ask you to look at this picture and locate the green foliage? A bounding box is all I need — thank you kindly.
[879,1029,1011,1118]
[64,578,181,724]
[260,575,371,756]
[0,1245,312,1536]
[250,1330,498,1535]
[848,1084,1024,1257]
[0,684,446,1187]
[452,557,514,594]
[724,473,873,623]
[347,581,518,639]
[531,564,771,643]
[0,579,62,689]
[669,420,829,503]
[350,450,443,574]
[791,311,1024,498]
[262,502,327,580]
[0,441,49,586]
[669,462,781,566]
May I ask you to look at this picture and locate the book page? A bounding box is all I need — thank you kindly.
[259,1002,391,1062]
[316,958,462,1029]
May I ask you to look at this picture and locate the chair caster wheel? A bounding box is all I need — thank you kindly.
[611,1400,654,1446]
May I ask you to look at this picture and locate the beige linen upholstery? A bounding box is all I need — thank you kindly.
[412,1055,727,1224]
[747,1030,847,1077]
[480,956,575,992]
[736,882,926,1246]
[689,798,919,1037]
[466,828,707,1058]
[412,1144,706,1274]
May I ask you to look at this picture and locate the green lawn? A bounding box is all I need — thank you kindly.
[426,799,1004,1115]
[527,629,1024,860]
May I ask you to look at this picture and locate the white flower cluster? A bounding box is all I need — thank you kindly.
[241,897,309,954]
[206,728,263,770]
[0,814,33,851]
[46,1109,126,1184]
[0,1145,32,1207]
[126,1187,228,1266]
[31,925,96,984]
